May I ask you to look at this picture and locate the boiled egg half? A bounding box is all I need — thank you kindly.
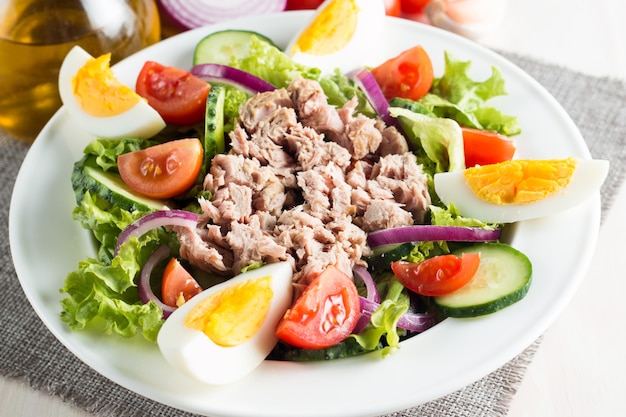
[286,0,386,74]
[58,46,165,139]
[157,261,293,385]
[434,158,609,223]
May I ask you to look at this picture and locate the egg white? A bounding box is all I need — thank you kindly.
[286,0,386,74]
[433,159,609,223]
[58,46,165,139]
[157,261,293,385]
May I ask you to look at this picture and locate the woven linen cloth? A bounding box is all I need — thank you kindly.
[1,53,625,417]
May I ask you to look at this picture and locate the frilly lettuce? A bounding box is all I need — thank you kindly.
[424,51,521,136]
[390,107,466,174]
[350,273,411,358]
[61,192,168,342]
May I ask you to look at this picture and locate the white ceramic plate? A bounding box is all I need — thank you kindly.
[10,11,600,417]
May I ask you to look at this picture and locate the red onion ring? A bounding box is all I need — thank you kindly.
[138,244,176,319]
[353,265,380,303]
[115,209,199,256]
[359,296,439,333]
[347,67,396,127]
[367,225,501,248]
[158,0,287,29]
[191,63,276,94]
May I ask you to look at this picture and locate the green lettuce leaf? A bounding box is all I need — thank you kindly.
[61,192,172,342]
[83,137,149,172]
[230,36,372,117]
[421,51,521,136]
[350,274,410,357]
[429,203,499,230]
[389,106,466,173]
[232,35,320,89]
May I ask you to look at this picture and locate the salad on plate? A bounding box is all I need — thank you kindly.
[57,0,608,386]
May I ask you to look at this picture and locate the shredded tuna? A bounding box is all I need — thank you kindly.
[174,77,431,283]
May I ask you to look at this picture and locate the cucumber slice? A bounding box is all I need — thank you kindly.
[434,243,532,317]
[203,83,226,169]
[366,242,417,273]
[72,156,167,212]
[193,30,277,66]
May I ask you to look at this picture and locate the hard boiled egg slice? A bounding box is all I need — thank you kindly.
[286,0,386,74]
[157,262,293,385]
[434,158,609,223]
[58,46,165,139]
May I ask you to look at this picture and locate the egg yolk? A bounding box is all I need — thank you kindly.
[290,0,359,55]
[72,53,140,117]
[464,158,577,204]
[184,276,274,347]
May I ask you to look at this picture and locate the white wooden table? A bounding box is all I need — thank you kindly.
[2,1,625,415]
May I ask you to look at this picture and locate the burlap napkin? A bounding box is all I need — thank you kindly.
[1,53,625,417]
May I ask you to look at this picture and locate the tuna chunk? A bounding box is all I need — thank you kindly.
[175,78,431,284]
[370,153,431,222]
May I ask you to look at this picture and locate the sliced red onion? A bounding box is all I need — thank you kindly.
[367,225,501,248]
[159,0,287,29]
[115,209,199,255]
[190,63,276,94]
[352,265,381,334]
[138,244,176,319]
[396,309,440,332]
[348,68,396,127]
[357,296,438,333]
[353,265,380,303]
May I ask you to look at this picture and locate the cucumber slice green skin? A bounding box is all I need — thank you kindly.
[72,156,167,212]
[434,243,532,318]
[365,242,417,273]
[203,83,226,171]
[193,30,277,66]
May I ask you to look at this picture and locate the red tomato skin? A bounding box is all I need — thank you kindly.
[285,0,323,10]
[162,257,202,308]
[135,61,210,126]
[462,127,516,167]
[286,0,401,16]
[391,253,480,296]
[371,45,434,101]
[400,0,432,14]
[117,138,203,199]
[385,0,402,16]
[275,267,360,349]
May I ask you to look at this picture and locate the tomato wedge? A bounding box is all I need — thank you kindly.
[391,253,481,296]
[371,45,434,101]
[462,127,516,168]
[400,0,432,14]
[136,61,210,125]
[118,138,203,199]
[275,266,360,349]
[286,0,401,16]
[161,257,202,308]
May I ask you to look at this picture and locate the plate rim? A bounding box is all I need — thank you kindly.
[9,11,601,417]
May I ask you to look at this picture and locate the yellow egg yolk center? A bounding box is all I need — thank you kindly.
[184,276,273,347]
[291,0,359,55]
[72,53,140,117]
[464,158,577,204]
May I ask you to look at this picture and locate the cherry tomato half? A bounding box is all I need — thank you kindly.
[391,253,480,296]
[286,0,402,16]
[275,266,361,349]
[462,127,516,168]
[136,61,210,125]
[161,257,202,308]
[400,0,432,14]
[385,0,402,16]
[371,45,434,101]
[118,138,203,199]
[285,0,323,9]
